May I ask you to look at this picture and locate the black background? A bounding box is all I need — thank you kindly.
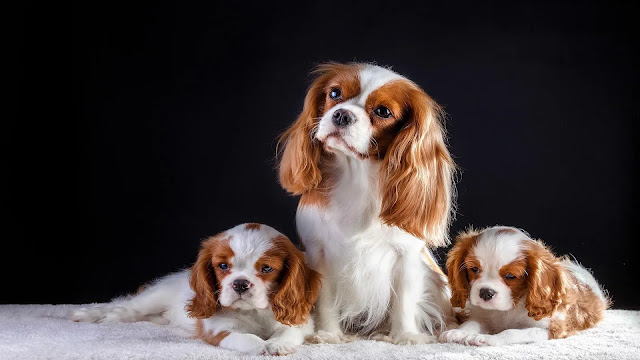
[8,1,638,309]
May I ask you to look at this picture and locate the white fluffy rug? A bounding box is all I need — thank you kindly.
[1,305,639,360]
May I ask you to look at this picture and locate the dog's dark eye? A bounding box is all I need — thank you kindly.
[261,265,274,273]
[505,273,516,280]
[218,263,229,271]
[374,106,392,118]
[329,88,342,100]
[470,267,480,274]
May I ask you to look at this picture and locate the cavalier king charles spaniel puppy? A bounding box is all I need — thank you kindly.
[278,62,456,344]
[71,223,321,355]
[440,226,609,346]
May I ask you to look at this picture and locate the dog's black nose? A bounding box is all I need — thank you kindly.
[479,288,496,301]
[232,279,251,294]
[332,109,356,127]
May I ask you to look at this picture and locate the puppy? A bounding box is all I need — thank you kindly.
[278,62,456,344]
[71,223,321,355]
[440,226,609,346]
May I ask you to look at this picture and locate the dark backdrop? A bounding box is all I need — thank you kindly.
[8,1,638,309]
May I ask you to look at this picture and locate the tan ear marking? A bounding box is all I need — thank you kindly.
[446,229,481,309]
[524,240,566,320]
[378,83,455,247]
[186,234,232,319]
[268,235,322,326]
[277,62,361,196]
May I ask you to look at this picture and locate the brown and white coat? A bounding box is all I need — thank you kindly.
[278,63,456,344]
[71,223,321,355]
[440,226,609,346]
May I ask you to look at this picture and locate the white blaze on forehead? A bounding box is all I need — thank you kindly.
[354,64,406,106]
[225,223,282,270]
[473,227,529,272]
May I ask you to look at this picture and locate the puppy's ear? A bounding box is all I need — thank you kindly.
[270,236,322,326]
[525,240,566,320]
[186,236,223,319]
[446,229,480,308]
[277,62,357,195]
[379,86,455,247]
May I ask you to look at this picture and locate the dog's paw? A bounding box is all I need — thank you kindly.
[96,306,141,323]
[369,333,394,343]
[305,330,357,344]
[264,340,297,356]
[461,333,492,346]
[228,334,267,355]
[69,306,105,322]
[439,329,469,344]
[391,332,438,345]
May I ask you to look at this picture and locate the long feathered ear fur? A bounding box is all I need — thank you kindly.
[525,240,567,320]
[446,229,480,308]
[270,236,322,326]
[379,86,455,246]
[186,236,222,319]
[277,63,357,195]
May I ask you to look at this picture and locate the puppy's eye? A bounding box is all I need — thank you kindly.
[218,263,229,271]
[329,88,342,100]
[505,273,516,280]
[374,106,392,118]
[470,267,480,274]
[261,265,274,273]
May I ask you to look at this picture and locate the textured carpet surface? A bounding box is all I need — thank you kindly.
[0,305,639,360]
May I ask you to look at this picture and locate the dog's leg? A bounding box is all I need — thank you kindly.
[69,271,189,325]
[305,282,356,344]
[387,251,438,345]
[265,319,313,355]
[439,320,486,344]
[463,327,549,346]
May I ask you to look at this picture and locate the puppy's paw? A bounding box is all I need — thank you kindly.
[439,329,469,344]
[462,333,492,346]
[227,334,267,355]
[391,332,438,345]
[69,306,106,322]
[97,306,140,323]
[264,340,297,356]
[305,330,357,344]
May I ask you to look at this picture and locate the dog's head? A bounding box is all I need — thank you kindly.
[447,226,566,319]
[187,223,321,325]
[278,62,455,246]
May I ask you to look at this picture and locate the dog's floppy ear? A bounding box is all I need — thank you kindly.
[277,62,359,195]
[379,85,455,247]
[269,235,322,326]
[524,240,566,320]
[446,229,480,308]
[186,235,226,319]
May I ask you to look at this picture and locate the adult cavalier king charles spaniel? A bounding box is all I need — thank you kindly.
[440,226,609,346]
[71,223,321,355]
[278,62,456,344]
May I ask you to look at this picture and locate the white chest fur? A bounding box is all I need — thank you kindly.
[295,155,437,333]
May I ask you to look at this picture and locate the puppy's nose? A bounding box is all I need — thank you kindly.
[479,288,496,301]
[232,279,251,294]
[332,109,356,127]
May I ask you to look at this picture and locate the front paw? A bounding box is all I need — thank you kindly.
[391,332,438,345]
[238,342,268,356]
[70,307,101,322]
[461,333,494,346]
[369,333,394,343]
[439,330,496,346]
[264,340,297,356]
[305,330,357,344]
[439,329,469,344]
